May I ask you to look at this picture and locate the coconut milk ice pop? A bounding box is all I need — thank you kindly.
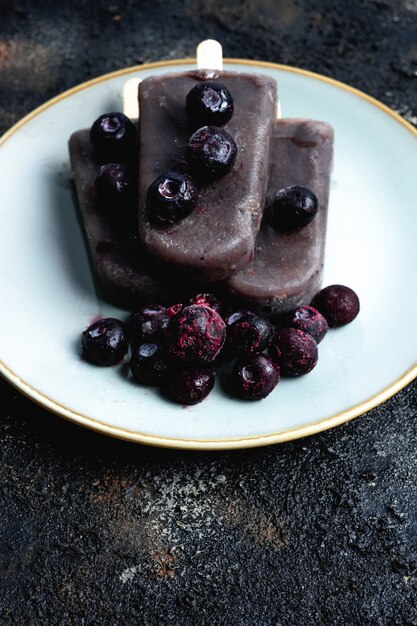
[225,118,334,318]
[68,117,332,313]
[137,40,278,283]
[68,124,178,309]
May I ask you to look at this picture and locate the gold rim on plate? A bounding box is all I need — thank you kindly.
[1,58,417,450]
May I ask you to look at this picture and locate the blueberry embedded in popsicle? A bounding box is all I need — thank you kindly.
[185,126,237,181]
[94,163,136,215]
[146,171,198,225]
[90,112,137,163]
[185,81,234,127]
[272,185,318,231]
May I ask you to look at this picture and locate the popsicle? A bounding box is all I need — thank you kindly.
[137,49,277,282]
[225,118,334,318]
[68,128,178,309]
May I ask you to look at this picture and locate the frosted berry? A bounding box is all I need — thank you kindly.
[312,284,360,327]
[269,328,318,376]
[81,318,128,366]
[232,354,280,400]
[167,367,215,405]
[130,305,168,347]
[282,305,328,343]
[130,343,169,385]
[164,304,226,364]
[190,292,222,315]
[226,310,272,355]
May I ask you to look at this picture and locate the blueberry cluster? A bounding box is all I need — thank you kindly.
[90,112,138,220]
[146,82,237,226]
[81,284,360,405]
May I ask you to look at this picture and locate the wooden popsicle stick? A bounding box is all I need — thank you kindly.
[197,39,223,71]
[196,39,281,118]
[122,40,281,118]
[122,77,141,118]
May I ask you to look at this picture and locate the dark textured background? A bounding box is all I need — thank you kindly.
[1,1,417,624]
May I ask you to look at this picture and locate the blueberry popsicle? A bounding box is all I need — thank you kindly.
[68,128,177,309]
[138,70,277,282]
[226,119,334,318]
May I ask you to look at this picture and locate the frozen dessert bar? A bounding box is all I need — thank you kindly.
[69,118,332,315]
[138,70,277,282]
[226,119,334,318]
[68,128,177,309]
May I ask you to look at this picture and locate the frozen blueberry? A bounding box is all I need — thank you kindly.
[269,328,318,376]
[272,185,318,230]
[224,309,246,327]
[94,163,136,215]
[232,354,280,400]
[147,171,198,225]
[312,284,360,327]
[129,305,168,347]
[185,126,237,180]
[226,310,272,355]
[282,305,328,343]
[130,343,169,385]
[185,82,234,127]
[164,304,226,364]
[190,292,222,315]
[81,317,128,365]
[90,112,137,163]
[166,303,183,318]
[166,367,215,405]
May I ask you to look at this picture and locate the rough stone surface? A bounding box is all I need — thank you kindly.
[1,1,417,624]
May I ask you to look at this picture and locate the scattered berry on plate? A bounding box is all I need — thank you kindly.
[189,292,222,315]
[312,284,360,327]
[269,328,318,376]
[130,342,170,385]
[129,305,168,347]
[226,310,272,355]
[232,353,280,400]
[166,367,215,405]
[164,304,226,364]
[282,305,328,343]
[81,317,129,366]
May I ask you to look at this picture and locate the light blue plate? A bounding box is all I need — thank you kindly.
[0,59,416,449]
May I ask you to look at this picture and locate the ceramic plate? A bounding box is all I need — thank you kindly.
[1,59,416,450]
